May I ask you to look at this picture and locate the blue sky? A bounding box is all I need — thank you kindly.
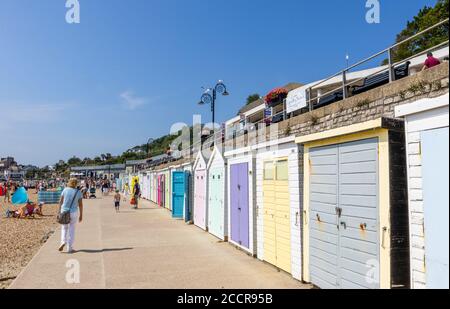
[0,0,437,166]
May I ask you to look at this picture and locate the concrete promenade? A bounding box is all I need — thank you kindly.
[10,195,309,289]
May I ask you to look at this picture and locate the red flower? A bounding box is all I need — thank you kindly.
[265,87,288,104]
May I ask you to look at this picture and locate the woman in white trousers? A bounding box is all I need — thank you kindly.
[58,178,84,254]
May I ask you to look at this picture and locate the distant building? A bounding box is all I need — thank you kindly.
[0,156,25,181]
[4,170,25,181]
[0,157,17,171]
[125,159,148,173]
[71,164,126,180]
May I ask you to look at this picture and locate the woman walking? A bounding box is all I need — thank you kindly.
[58,178,83,254]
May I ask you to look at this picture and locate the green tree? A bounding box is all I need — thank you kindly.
[93,156,103,164]
[82,157,92,165]
[25,169,36,179]
[67,156,82,166]
[388,0,449,64]
[246,94,261,105]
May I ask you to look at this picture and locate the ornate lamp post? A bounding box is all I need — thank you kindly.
[198,80,229,131]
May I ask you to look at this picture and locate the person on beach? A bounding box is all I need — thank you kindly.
[114,190,121,212]
[58,178,83,254]
[4,182,10,203]
[10,201,44,219]
[81,185,88,199]
[133,181,140,209]
[103,180,110,196]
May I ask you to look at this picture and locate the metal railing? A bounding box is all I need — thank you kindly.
[146,19,450,168]
[306,18,449,110]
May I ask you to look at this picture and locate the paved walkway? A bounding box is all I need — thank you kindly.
[10,196,309,289]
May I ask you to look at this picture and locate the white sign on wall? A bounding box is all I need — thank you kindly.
[286,87,307,113]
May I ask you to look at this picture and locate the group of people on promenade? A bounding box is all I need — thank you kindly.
[58,177,141,253]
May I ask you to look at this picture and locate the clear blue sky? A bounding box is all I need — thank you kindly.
[0,0,437,166]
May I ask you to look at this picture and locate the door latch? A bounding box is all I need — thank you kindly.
[340,221,347,229]
[382,227,388,249]
[335,207,342,218]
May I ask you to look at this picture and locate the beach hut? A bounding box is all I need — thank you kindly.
[395,93,449,289]
[145,173,151,200]
[167,167,177,211]
[225,146,257,255]
[165,169,171,209]
[157,174,163,206]
[115,178,122,194]
[152,171,158,204]
[254,136,302,280]
[193,151,208,231]
[138,174,144,198]
[140,172,147,200]
[158,168,172,210]
[138,172,144,196]
[159,173,167,207]
[172,170,191,221]
[182,162,194,222]
[147,172,152,201]
[207,146,228,241]
[118,174,128,193]
[148,170,154,202]
[296,117,410,289]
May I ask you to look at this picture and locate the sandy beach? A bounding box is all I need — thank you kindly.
[0,191,59,288]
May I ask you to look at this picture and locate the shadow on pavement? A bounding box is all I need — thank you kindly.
[74,248,133,254]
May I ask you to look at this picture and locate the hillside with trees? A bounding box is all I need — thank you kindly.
[383,0,449,64]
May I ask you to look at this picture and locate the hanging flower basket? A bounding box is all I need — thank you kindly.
[265,87,288,107]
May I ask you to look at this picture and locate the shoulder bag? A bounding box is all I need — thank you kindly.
[57,189,79,225]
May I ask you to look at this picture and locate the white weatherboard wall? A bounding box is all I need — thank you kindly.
[395,93,449,289]
[207,146,228,240]
[225,147,257,255]
[254,137,302,280]
[150,172,154,201]
[141,173,149,200]
[193,151,208,231]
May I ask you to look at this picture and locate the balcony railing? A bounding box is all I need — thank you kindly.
[164,18,450,164]
[306,18,449,110]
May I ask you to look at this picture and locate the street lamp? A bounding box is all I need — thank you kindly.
[198,80,229,131]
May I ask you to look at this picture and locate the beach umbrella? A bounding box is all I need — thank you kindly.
[12,187,29,205]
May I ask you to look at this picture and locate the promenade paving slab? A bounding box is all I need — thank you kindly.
[10,196,310,289]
